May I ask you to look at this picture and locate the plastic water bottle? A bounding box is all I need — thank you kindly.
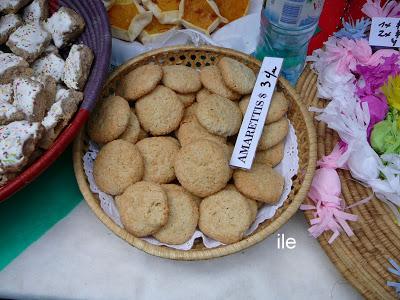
[254,0,325,85]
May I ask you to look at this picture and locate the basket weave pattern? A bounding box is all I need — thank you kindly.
[73,46,317,260]
[297,66,400,299]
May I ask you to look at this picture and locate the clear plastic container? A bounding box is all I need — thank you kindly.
[254,0,325,85]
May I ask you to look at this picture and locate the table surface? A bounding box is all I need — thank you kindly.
[0,202,362,300]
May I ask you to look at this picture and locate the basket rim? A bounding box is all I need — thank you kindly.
[73,45,318,260]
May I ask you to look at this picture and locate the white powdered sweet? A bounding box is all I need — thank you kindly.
[0,0,30,14]
[44,7,73,48]
[63,44,93,90]
[22,0,47,24]
[0,100,23,124]
[42,88,82,130]
[0,84,13,103]
[8,23,50,55]
[13,77,45,121]
[0,14,22,44]
[0,52,28,78]
[0,120,41,172]
[32,53,65,82]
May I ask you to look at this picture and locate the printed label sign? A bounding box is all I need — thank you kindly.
[369,17,400,47]
[230,57,283,170]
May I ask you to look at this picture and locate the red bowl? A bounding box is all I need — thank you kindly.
[0,0,111,201]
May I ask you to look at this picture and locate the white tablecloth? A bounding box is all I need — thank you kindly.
[0,202,361,300]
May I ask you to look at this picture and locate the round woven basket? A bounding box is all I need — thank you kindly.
[297,66,400,299]
[73,45,317,260]
[0,0,111,201]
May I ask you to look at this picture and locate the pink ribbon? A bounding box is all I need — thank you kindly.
[301,144,360,244]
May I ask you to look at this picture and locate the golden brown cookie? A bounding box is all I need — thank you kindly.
[196,88,211,103]
[239,95,250,115]
[162,65,202,93]
[177,92,196,107]
[135,85,184,135]
[199,188,252,244]
[88,95,130,144]
[136,136,180,184]
[93,139,144,195]
[258,118,289,151]
[137,127,148,141]
[225,184,257,223]
[195,94,242,137]
[154,184,199,245]
[117,64,163,101]
[182,102,198,121]
[254,142,285,167]
[115,181,169,237]
[119,110,140,144]
[176,113,226,146]
[218,57,256,95]
[174,139,231,197]
[200,66,240,100]
[239,92,290,124]
[233,163,284,204]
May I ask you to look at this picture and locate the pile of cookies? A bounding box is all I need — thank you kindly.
[0,0,94,185]
[89,57,290,245]
[105,0,250,43]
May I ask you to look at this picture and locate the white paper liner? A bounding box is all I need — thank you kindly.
[83,123,299,250]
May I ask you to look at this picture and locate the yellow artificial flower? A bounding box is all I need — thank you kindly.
[382,75,400,111]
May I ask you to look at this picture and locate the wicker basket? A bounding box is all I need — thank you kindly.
[73,45,317,260]
[0,0,111,201]
[297,66,400,299]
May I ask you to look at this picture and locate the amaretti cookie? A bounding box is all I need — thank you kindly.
[233,163,284,204]
[200,66,240,100]
[118,110,140,144]
[135,85,184,135]
[93,139,144,195]
[195,93,242,137]
[44,7,85,48]
[62,44,94,91]
[218,57,256,95]
[258,117,289,151]
[115,181,169,237]
[7,23,51,63]
[174,139,231,197]
[88,95,131,144]
[162,65,202,94]
[117,64,163,101]
[199,188,252,244]
[154,184,199,245]
[137,137,180,184]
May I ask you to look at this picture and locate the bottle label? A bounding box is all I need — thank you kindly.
[264,0,325,28]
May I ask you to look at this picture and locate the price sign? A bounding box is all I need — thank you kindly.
[369,17,400,47]
[230,57,283,170]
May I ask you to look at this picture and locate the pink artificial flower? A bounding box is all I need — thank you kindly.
[362,0,400,18]
[311,37,372,75]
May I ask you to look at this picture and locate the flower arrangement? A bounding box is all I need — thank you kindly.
[304,0,400,244]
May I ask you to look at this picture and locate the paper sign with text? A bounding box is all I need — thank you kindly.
[369,17,400,47]
[230,57,283,170]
